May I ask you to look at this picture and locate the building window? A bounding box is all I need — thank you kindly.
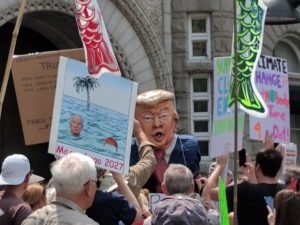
[190,75,211,157]
[273,36,300,163]
[188,14,211,60]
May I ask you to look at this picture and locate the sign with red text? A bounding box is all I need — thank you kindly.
[211,57,245,157]
[11,48,85,145]
[281,143,297,174]
[48,57,137,174]
[250,55,290,143]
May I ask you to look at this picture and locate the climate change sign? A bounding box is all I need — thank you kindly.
[250,55,290,143]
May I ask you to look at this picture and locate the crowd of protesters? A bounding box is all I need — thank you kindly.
[1,89,299,225]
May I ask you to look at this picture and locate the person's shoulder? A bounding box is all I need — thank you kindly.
[93,190,128,205]
[153,194,207,224]
[177,134,197,141]
[176,134,199,149]
[22,205,51,225]
[227,181,253,193]
[159,194,202,207]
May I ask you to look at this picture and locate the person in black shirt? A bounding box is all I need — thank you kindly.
[226,147,284,225]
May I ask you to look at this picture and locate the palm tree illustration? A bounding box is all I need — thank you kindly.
[73,76,100,111]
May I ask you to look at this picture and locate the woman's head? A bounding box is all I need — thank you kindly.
[274,189,300,225]
[22,183,46,211]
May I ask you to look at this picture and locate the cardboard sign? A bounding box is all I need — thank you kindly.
[281,143,297,174]
[249,55,290,143]
[211,57,245,157]
[11,48,85,145]
[48,57,137,174]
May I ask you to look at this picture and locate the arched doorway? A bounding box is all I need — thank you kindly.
[0,0,171,179]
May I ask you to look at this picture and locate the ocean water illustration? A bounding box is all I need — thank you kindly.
[57,95,127,161]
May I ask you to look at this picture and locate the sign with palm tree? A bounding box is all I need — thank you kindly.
[73,76,99,111]
[49,57,137,174]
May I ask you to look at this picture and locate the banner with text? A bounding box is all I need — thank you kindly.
[11,48,85,145]
[249,55,290,143]
[211,57,245,158]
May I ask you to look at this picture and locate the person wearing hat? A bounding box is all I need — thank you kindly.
[0,154,44,225]
[130,89,201,193]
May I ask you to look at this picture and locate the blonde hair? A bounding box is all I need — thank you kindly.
[22,183,46,209]
[136,89,179,122]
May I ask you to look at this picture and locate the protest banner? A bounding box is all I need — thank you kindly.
[281,143,297,174]
[249,55,290,143]
[48,57,137,174]
[11,48,84,145]
[211,57,245,157]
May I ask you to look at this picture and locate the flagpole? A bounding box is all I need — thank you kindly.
[233,0,238,224]
[0,0,28,119]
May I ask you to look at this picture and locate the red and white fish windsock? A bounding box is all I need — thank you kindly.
[74,0,121,77]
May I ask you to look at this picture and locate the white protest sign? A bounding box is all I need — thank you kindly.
[211,57,245,157]
[48,57,137,174]
[250,55,290,143]
[281,143,297,174]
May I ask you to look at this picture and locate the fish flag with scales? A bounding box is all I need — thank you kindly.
[74,0,121,77]
[228,0,268,118]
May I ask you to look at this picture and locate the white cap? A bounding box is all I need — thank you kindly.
[0,154,44,185]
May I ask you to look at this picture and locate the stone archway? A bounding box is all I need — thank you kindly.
[0,0,173,92]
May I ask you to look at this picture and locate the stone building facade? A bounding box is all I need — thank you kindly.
[0,0,299,176]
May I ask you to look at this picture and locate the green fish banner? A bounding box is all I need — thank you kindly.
[228,0,268,118]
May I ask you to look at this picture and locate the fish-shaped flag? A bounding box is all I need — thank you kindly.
[74,0,121,77]
[228,0,268,118]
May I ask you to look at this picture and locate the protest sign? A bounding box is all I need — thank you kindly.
[281,143,297,174]
[219,176,230,225]
[249,55,290,143]
[211,57,245,157]
[48,57,137,174]
[149,193,166,213]
[11,48,85,145]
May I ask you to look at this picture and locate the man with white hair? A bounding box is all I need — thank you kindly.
[0,154,44,225]
[22,153,99,225]
[145,164,208,225]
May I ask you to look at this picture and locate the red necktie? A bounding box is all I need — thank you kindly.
[154,150,168,192]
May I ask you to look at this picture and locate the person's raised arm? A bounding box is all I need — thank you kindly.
[111,171,142,222]
[206,154,229,201]
[241,153,257,183]
[126,120,157,198]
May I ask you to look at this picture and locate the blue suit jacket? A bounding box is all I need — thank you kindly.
[130,134,201,193]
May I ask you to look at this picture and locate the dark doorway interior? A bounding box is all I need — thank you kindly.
[0,11,81,181]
